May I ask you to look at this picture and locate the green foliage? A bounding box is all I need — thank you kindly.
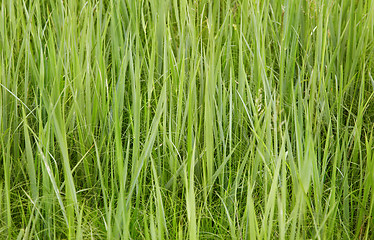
[0,0,373,239]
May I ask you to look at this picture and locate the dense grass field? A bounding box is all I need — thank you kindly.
[1,0,374,239]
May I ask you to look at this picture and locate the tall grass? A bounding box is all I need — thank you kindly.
[1,0,374,239]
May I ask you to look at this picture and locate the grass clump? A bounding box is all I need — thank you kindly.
[1,0,373,239]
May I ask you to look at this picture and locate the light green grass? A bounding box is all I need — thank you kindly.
[1,0,374,239]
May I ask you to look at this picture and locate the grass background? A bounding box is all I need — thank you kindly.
[0,0,374,239]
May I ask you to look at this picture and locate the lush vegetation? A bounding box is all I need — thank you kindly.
[1,0,374,239]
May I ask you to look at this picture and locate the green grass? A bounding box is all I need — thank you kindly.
[1,0,374,239]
